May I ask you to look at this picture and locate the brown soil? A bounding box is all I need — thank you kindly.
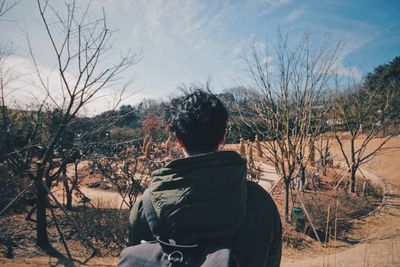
[281,135,400,266]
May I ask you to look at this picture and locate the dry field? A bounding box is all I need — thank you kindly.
[1,135,400,266]
[281,135,400,267]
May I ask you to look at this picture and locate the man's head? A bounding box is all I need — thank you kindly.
[164,89,228,155]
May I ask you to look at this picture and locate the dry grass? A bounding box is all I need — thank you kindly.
[71,199,130,256]
[282,223,314,249]
[274,165,383,248]
[0,198,130,259]
[302,191,381,242]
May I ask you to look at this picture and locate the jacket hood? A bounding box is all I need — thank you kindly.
[148,151,247,244]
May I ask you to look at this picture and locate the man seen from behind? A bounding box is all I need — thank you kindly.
[126,89,282,267]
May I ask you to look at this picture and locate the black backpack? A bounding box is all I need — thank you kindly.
[117,190,240,267]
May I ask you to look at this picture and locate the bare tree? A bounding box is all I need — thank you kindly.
[333,83,398,193]
[91,155,149,210]
[60,150,81,210]
[315,132,333,176]
[239,31,342,220]
[4,0,139,248]
[0,45,12,148]
[0,0,19,17]
[0,0,20,138]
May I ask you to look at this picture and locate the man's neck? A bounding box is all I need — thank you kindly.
[182,148,219,157]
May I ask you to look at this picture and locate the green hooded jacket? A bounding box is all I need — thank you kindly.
[128,151,282,267]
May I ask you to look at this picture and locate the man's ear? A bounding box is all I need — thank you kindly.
[220,129,227,145]
[174,133,190,157]
[217,129,227,151]
[174,133,184,148]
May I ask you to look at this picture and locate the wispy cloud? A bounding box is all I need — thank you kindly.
[286,9,303,22]
[130,1,210,50]
[2,0,398,110]
[335,30,380,80]
[247,0,291,10]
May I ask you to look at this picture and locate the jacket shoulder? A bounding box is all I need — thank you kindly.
[128,195,153,246]
[246,181,276,208]
[232,181,282,266]
[245,180,281,239]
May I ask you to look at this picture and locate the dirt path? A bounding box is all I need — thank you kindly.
[281,136,400,267]
[58,186,131,210]
[255,161,281,191]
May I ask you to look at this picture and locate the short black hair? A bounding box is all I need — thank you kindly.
[164,89,228,154]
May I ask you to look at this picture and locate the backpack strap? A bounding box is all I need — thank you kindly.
[141,189,161,235]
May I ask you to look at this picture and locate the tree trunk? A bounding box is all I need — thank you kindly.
[309,139,315,165]
[322,158,327,176]
[73,162,78,191]
[300,165,306,191]
[34,178,49,247]
[285,178,290,221]
[63,169,72,210]
[350,166,357,193]
[65,182,72,210]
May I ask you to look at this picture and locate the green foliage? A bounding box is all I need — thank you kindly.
[333,56,400,132]
[364,56,400,123]
[226,119,256,143]
[109,126,143,143]
[96,105,139,128]
[217,89,262,143]
[0,108,47,161]
[365,56,400,93]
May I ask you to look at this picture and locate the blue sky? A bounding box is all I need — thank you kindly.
[1,0,399,114]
